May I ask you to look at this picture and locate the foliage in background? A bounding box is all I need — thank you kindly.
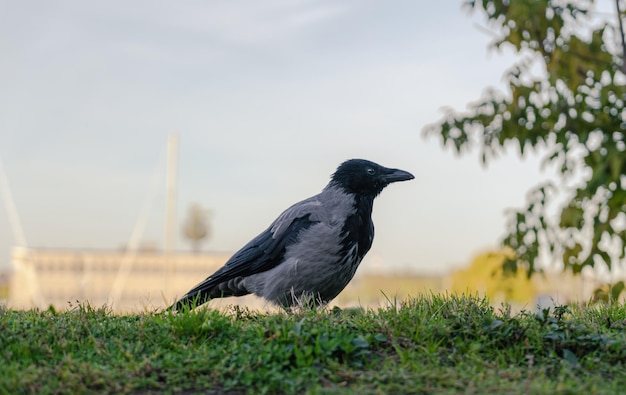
[2,295,626,394]
[425,0,626,280]
[182,203,211,253]
[450,248,536,303]
[592,279,626,302]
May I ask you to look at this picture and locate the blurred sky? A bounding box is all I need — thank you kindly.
[0,0,564,274]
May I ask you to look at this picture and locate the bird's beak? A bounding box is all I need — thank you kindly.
[381,168,414,184]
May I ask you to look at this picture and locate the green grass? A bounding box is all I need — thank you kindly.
[2,294,626,394]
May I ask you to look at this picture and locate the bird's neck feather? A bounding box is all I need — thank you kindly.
[340,193,375,262]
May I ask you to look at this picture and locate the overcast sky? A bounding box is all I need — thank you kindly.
[0,0,563,274]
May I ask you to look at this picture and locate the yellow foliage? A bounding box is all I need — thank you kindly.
[450,248,536,304]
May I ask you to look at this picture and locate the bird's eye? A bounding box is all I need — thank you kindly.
[366,168,376,175]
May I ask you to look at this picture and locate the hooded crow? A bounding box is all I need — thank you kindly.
[170,159,414,310]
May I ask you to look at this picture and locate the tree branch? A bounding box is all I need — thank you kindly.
[615,0,626,74]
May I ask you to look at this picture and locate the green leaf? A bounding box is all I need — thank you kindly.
[562,349,580,366]
[563,243,583,265]
[374,333,388,343]
[352,337,369,349]
[609,155,623,181]
[559,206,584,228]
[609,281,625,303]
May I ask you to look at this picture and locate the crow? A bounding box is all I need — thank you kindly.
[170,159,414,311]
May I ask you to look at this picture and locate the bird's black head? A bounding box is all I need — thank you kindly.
[331,159,414,196]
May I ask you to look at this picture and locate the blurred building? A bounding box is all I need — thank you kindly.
[7,247,273,312]
[6,246,448,312]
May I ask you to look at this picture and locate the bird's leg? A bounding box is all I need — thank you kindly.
[287,289,328,313]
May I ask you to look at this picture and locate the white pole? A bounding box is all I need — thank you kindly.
[108,152,164,310]
[0,157,27,247]
[165,133,178,253]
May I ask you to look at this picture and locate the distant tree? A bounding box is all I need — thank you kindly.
[426,0,626,279]
[450,248,536,303]
[182,203,211,253]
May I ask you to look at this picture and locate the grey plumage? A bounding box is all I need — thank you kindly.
[170,159,413,311]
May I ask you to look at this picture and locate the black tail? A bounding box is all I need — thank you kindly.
[168,277,250,312]
[168,290,212,312]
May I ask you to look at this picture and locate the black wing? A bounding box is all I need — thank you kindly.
[170,200,320,310]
